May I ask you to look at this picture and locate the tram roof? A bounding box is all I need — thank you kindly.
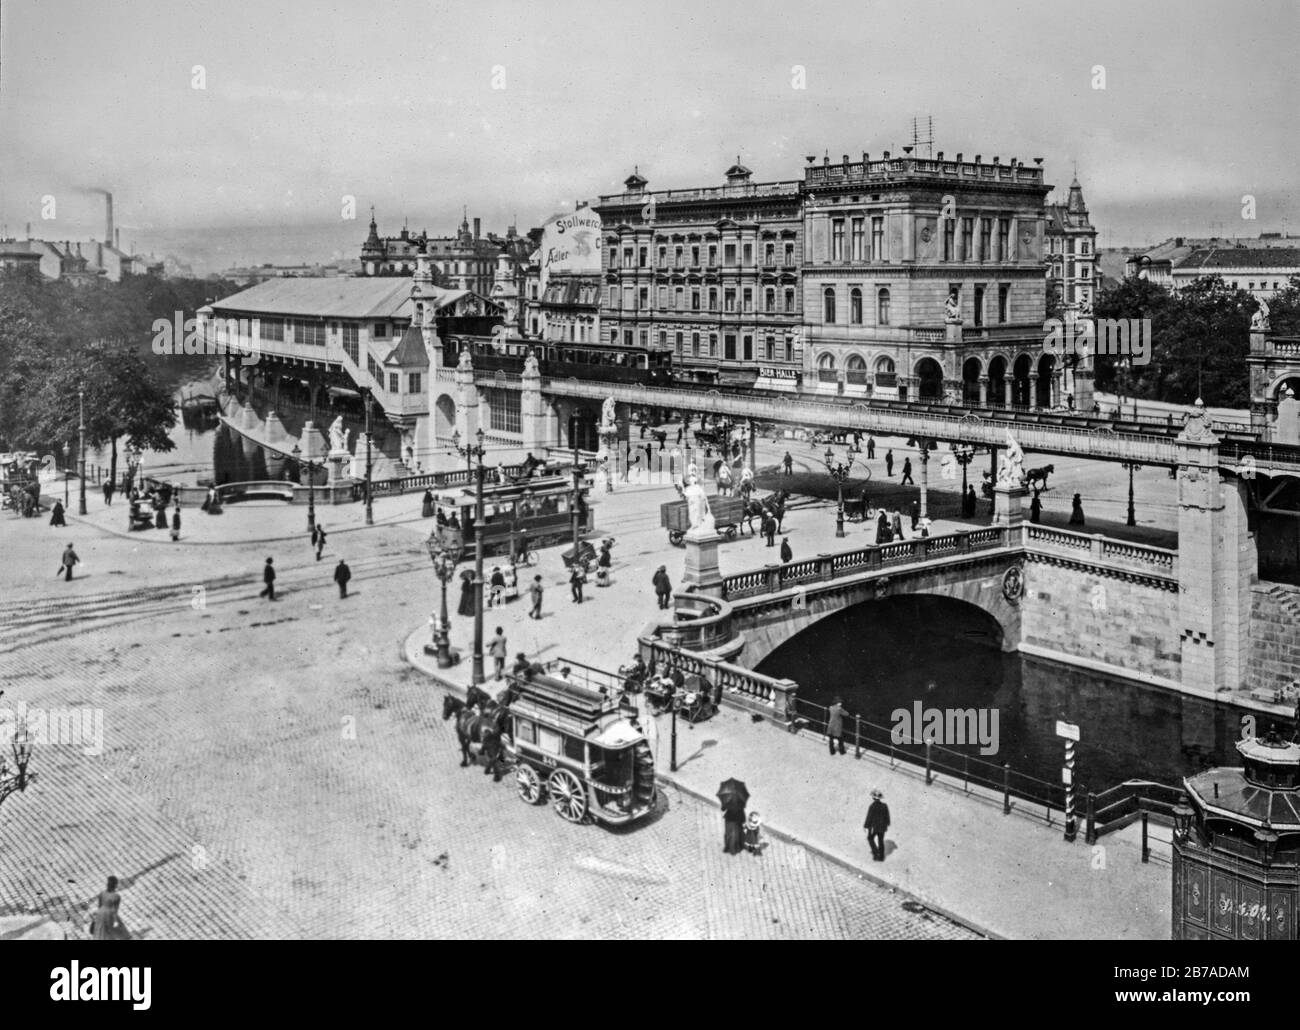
[431,474,573,502]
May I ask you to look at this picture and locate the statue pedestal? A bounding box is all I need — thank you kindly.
[682,526,725,597]
[945,320,963,344]
[327,451,350,484]
[992,482,1028,526]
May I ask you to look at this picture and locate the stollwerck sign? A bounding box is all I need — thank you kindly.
[539,208,603,288]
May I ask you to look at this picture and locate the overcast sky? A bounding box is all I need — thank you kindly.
[2,0,1296,257]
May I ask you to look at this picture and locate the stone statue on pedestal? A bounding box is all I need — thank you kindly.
[328,416,350,455]
[945,292,963,324]
[1251,298,1271,332]
[683,465,714,533]
[997,429,1026,487]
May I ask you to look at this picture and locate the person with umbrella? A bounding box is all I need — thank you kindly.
[717,778,749,856]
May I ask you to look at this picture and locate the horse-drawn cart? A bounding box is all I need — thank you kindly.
[659,494,745,546]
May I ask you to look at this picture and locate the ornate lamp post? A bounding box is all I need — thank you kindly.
[568,415,584,554]
[364,389,374,526]
[822,442,859,538]
[290,445,317,533]
[62,442,70,507]
[77,388,87,514]
[0,715,36,809]
[953,444,976,498]
[1120,460,1142,527]
[424,536,459,668]
[452,426,488,685]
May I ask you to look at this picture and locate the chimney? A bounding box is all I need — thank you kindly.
[104,191,113,247]
[883,150,890,159]
[25,222,31,239]
[116,228,121,250]
[956,153,963,163]
[473,218,481,239]
[937,151,944,161]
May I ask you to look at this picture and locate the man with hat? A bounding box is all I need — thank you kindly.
[864,789,891,861]
[652,565,673,610]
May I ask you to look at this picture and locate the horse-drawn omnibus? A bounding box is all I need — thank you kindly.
[503,665,657,825]
[430,473,595,562]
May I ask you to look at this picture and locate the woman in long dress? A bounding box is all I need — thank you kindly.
[89,876,130,940]
[457,570,476,617]
[421,488,434,518]
[722,798,746,855]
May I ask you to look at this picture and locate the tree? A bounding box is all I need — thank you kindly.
[1266,275,1300,337]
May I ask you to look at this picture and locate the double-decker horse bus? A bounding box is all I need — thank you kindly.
[430,473,595,562]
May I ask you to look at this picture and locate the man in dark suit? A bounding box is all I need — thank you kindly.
[864,789,891,861]
[333,558,351,599]
[259,557,277,600]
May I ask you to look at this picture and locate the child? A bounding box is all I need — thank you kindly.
[744,811,763,855]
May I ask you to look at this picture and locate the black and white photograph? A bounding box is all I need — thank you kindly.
[1,0,1298,989]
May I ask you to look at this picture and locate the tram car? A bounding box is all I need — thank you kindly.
[430,473,595,562]
[503,668,657,825]
[444,336,675,386]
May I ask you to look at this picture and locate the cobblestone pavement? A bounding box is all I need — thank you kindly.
[0,507,977,940]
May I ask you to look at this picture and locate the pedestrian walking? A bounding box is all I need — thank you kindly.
[88,875,130,940]
[676,427,683,445]
[528,574,544,619]
[310,523,319,547]
[102,480,114,506]
[783,451,793,475]
[334,558,351,598]
[49,499,66,527]
[779,536,793,564]
[1030,494,1043,524]
[489,626,508,679]
[866,436,876,460]
[154,504,167,530]
[909,500,919,531]
[569,565,586,603]
[900,457,914,485]
[965,485,977,518]
[722,797,746,856]
[876,510,891,544]
[1069,493,1086,526]
[421,488,434,518]
[457,570,475,617]
[259,557,276,600]
[826,696,847,756]
[885,449,894,476]
[891,508,904,541]
[315,525,326,561]
[864,789,891,861]
[488,565,506,606]
[170,505,181,542]
[763,512,776,547]
[58,542,80,581]
[652,565,673,609]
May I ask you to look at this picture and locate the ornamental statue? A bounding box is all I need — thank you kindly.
[1251,298,1270,332]
[683,465,715,533]
[996,429,1026,487]
[328,416,350,455]
[944,292,963,324]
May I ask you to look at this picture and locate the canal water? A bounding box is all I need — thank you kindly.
[755,595,1249,796]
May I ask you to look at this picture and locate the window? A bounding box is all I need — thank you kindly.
[785,287,796,313]
[638,247,647,268]
[674,246,683,268]
[832,219,845,261]
[658,331,667,349]
[609,286,618,308]
[709,288,718,311]
[692,332,701,357]
[514,718,536,745]
[341,324,359,362]
[960,218,973,261]
[708,334,717,357]
[622,247,633,267]
[817,352,835,369]
[294,320,325,347]
[943,220,955,262]
[639,330,648,347]
[658,286,668,307]
[675,331,684,355]
[624,330,634,346]
[408,372,422,394]
[998,284,1009,323]
[724,334,737,360]
[823,286,836,323]
[998,219,1010,262]
[691,289,700,311]
[973,285,985,327]
[638,287,649,309]
[623,286,634,310]
[851,218,865,261]
[1080,266,1090,278]
[784,336,793,362]
[1081,241,1091,255]
[765,288,775,313]
[743,243,753,265]
[871,217,885,261]
[765,336,775,360]
[372,322,388,339]
[764,242,775,265]
[708,244,718,266]
[979,219,991,261]
[388,372,400,393]
[674,286,684,310]
[725,289,736,312]
[259,318,285,342]
[743,288,753,313]
[368,354,381,381]
[657,246,667,267]
[487,388,521,434]
[743,335,753,360]
[691,245,700,266]
[877,288,890,325]
[784,242,795,265]
[724,244,737,266]
[850,287,863,324]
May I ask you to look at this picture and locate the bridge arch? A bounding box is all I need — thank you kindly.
[1248,472,1300,585]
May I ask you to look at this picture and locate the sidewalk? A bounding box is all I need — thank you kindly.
[404,627,1169,940]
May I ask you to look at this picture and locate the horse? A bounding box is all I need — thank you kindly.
[1024,464,1055,494]
[442,694,509,780]
[743,488,789,535]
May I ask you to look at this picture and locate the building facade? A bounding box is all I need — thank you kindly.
[592,163,805,387]
[802,150,1054,406]
[1044,177,1097,315]
[360,210,502,297]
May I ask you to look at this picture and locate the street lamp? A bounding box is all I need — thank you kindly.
[0,716,36,808]
[452,426,488,685]
[953,444,976,498]
[1120,460,1142,527]
[364,390,374,526]
[568,415,584,554]
[290,444,317,534]
[424,536,459,668]
[77,388,87,514]
[62,442,70,507]
[822,442,859,538]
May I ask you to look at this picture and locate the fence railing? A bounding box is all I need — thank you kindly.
[637,636,798,718]
[1084,779,1185,850]
[348,463,533,502]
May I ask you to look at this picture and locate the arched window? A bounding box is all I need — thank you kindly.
[817,352,836,370]
[850,288,863,324]
[875,356,896,374]
[877,288,891,325]
[846,354,866,371]
[823,287,837,323]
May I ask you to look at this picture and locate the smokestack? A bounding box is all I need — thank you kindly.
[116,228,121,250]
[104,191,114,247]
[26,222,31,239]
[473,217,481,239]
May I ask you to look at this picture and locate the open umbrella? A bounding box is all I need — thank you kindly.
[716,778,749,808]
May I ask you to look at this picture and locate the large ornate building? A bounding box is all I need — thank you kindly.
[592,163,805,388]
[1044,177,1097,315]
[359,210,504,297]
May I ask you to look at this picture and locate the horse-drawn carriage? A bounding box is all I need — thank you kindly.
[442,662,657,827]
[659,494,745,546]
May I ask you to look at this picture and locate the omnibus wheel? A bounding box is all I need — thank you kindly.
[516,764,544,804]
[668,530,685,546]
[548,769,587,823]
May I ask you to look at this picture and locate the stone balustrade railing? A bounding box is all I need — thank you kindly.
[1024,524,1177,578]
[657,592,734,653]
[638,636,798,721]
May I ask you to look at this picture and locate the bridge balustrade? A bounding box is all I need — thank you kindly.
[638,635,798,719]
